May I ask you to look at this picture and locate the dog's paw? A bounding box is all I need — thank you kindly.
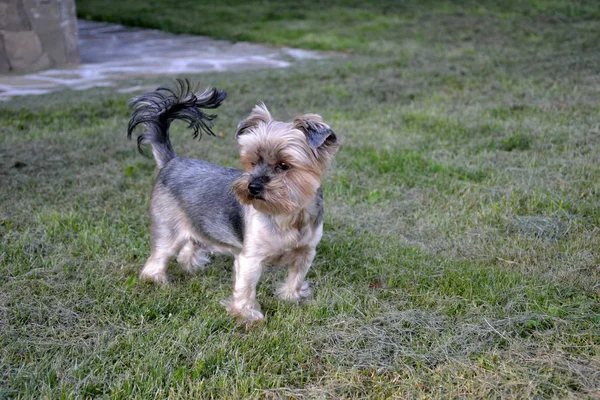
[178,251,210,274]
[277,281,312,302]
[298,281,313,299]
[221,298,265,323]
[177,244,210,273]
[139,270,169,285]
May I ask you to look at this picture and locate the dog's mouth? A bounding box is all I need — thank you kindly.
[248,194,265,201]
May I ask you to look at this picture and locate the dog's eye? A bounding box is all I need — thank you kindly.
[275,162,290,172]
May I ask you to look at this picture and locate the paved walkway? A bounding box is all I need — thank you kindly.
[0,20,322,100]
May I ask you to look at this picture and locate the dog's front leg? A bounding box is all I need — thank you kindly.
[277,246,315,301]
[225,254,265,322]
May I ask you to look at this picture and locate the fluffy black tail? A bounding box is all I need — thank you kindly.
[127,79,227,168]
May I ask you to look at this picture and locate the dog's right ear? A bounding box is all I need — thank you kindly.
[293,114,339,159]
[236,103,272,137]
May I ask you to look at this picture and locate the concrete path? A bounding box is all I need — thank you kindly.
[0,20,322,100]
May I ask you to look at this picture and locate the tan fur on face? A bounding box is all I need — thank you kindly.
[232,115,328,215]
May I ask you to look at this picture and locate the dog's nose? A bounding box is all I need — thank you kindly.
[248,182,263,196]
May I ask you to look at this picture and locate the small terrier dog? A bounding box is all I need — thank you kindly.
[128,80,339,322]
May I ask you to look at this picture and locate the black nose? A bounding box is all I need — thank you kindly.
[248,182,263,196]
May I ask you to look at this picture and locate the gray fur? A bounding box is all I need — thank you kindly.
[157,157,245,247]
[304,122,337,149]
[314,186,324,227]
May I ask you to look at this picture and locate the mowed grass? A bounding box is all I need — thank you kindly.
[2,1,600,398]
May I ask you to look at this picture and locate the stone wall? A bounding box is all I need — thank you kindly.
[0,0,80,73]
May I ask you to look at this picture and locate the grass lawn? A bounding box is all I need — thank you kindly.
[2,0,600,398]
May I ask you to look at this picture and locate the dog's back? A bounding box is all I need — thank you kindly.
[156,157,245,250]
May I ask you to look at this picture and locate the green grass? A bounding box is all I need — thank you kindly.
[2,1,600,398]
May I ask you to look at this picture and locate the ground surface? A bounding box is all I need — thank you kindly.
[1,1,600,398]
[0,20,321,100]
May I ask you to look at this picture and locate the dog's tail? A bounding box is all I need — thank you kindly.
[127,79,227,168]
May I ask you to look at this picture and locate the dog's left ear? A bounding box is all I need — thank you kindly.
[294,114,339,158]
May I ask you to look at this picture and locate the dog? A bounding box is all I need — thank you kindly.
[127,80,339,322]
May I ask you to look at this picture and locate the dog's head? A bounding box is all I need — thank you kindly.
[231,104,339,215]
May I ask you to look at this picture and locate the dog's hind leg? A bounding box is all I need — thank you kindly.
[140,185,191,284]
[140,232,183,285]
[177,241,210,273]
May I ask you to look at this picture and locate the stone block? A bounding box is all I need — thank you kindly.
[0,35,9,72]
[0,1,31,31]
[0,0,79,72]
[2,30,51,70]
[60,0,80,64]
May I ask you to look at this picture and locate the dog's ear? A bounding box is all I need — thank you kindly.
[236,103,272,137]
[294,114,339,157]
